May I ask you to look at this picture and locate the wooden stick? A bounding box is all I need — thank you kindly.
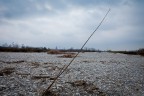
[42,8,111,96]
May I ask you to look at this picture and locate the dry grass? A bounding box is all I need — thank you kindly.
[0,67,15,76]
[16,73,30,75]
[12,60,25,63]
[42,90,59,96]
[0,60,25,64]
[69,80,87,87]
[67,80,106,95]
[100,61,106,64]
[31,76,51,79]
[31,75,57,80]
[58,53,76,58]
[31,62,40,68]
[47,50,63,54]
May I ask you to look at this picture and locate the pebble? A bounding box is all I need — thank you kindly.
[0,52,144,96]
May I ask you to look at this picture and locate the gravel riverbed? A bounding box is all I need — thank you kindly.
[0,52,144,96]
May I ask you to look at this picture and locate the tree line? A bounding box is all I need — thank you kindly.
[0,43,48,52]
[0,43,143,56]
[0,43,101,52]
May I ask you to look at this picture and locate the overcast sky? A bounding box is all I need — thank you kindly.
[0,0,144,50]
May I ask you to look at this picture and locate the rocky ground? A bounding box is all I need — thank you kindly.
[0,52,144,96]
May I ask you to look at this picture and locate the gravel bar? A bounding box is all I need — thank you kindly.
[0,52,144,96]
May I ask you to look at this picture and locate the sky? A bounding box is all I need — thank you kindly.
[0,0,144,50]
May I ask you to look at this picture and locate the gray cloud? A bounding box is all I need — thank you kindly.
[0,0,144,50]
[0,0,132,19]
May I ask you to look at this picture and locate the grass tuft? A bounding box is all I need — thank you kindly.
[0,67,15,76]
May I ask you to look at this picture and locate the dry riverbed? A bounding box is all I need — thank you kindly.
[0,52,144,96]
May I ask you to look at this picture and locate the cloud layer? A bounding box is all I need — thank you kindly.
[0,0,144,50]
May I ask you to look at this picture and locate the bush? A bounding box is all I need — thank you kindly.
[138,48,144,56]
[47,50,63,54]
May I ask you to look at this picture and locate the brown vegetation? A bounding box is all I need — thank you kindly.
[47,50,63,54]
[0,67,15,76]
[31,76,50,79]
[31,62,40,68]
[138,48,144,56]
[69,80,87,87]
[58,54,76,58]
[42,90,59,96]
[67,80,106,95]
[0,60,25,64]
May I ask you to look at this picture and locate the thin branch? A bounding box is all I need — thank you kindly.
[42,8,111,96]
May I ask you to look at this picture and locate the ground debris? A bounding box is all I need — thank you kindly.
[31,62,40,67]
[66,80,106,95]
[0,85,7,91]
[0,67,15,76]
[16,72,30,75]
[0,60,25,64]
[32,75,50,79]
[42,90,59,96]
[67,80,87,87]
[85,85,99,93]
[47,50,64,54]
[58,53,76,58]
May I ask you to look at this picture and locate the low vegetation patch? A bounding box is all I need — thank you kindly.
[66,80,106,95]
[58,53,76,58]
[68,80,87,87]
[31,62,40,68]
[47,50,63,54]
[31,76,50,79]
[0,60,25,64]
[41,90,59,96]
[0,67,15,76]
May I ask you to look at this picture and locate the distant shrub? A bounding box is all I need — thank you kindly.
[138,48,144,56]
[47,50,63,54]
[0,67,15,76]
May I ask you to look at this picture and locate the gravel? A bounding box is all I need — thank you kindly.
[0,52,144,96]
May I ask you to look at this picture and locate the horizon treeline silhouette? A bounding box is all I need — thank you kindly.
[0,42,144,56]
